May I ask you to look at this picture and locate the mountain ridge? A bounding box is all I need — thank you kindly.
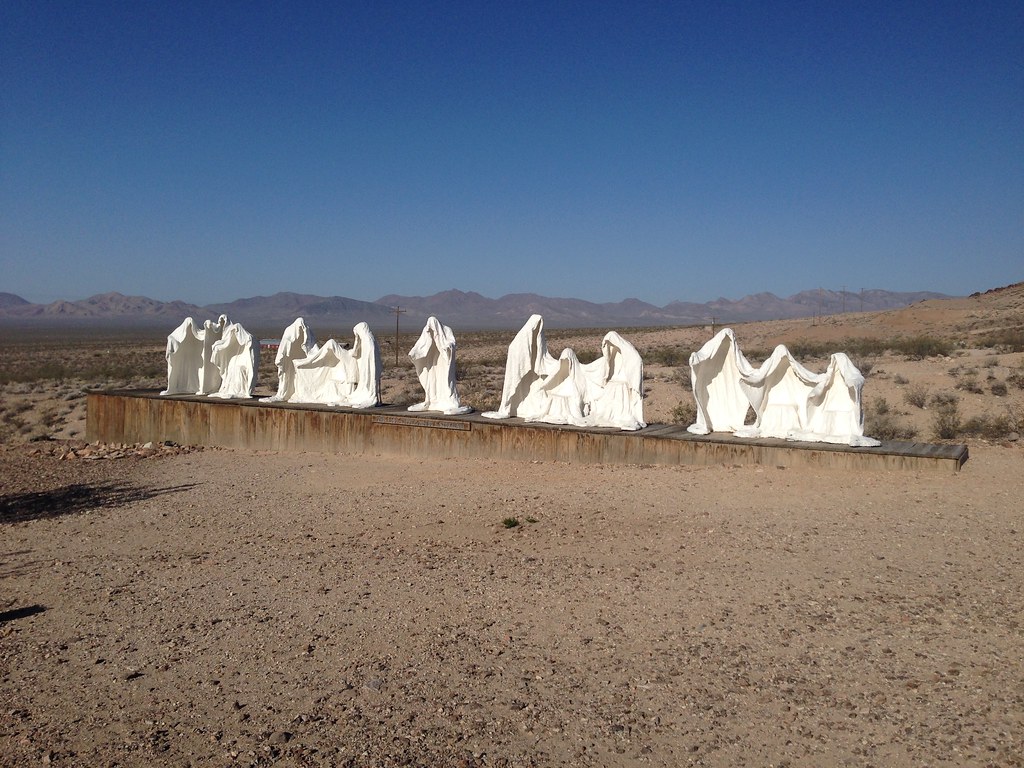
[0,287,959,331]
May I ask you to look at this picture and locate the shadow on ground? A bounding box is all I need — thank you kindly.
[0,604,46,624]
[0,482,194,524]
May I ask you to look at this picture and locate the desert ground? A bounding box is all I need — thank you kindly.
[1,285,1022,766]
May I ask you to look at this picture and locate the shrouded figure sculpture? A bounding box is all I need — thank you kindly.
[686,329,880,446]
[260,317,318,403]
[482,314,559,420]
[735,344,823,439]
[687,327,755,434]
[407,316,470,415]
[797,353,879,447]
[523,348,589,426]
[161,317,205,396]
[288,323,381,408]
[209,322,258,399]
[345,322,382,409]
[291,340,357,405]
[484,316,646,430]
[197,315,229,395]
[582,331,646,431]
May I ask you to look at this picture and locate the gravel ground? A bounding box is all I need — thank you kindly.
[1,440,1021,767]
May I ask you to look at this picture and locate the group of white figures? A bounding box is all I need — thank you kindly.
[161,314,878,447]
[688,328,879,447]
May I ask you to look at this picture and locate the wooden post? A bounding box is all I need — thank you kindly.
[392,306,406,367]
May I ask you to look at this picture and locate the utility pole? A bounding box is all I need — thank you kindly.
[392,306,406,367]
[710,316,716,336]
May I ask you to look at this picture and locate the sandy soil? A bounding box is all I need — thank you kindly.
[2,443,1022,767]
[1,287,1023,766]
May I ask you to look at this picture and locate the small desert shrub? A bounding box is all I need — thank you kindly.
[38,405,62,429]
[955,376,983,394]
[670,400,698,426]
[975,327,1024,352]
[931,391,959,407]
[868,412,918,441]
[984,356,1000,368]
[932,401,962,440]
[873,397,890,416]
[786,340,830,359]
[960,414,1013,440]
[990,381,1008,397]
[502,517,520,529]
[896,336,952,360]
[675,367,693,391]
[904,385,928,409]
[645,346,689,367]
[893,374,909,385]
[855,358,874,375]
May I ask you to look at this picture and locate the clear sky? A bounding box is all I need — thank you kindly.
[2,1,1021,306]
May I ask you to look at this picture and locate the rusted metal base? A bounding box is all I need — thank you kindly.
[87,390,968,473]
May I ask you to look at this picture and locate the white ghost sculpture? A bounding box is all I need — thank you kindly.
[407,316,470,415]
[161,317,205,396]
[687,327,755,434]
[734,344,822,439]
[291,339,358,405]
[795,353,880,447]
[523,348,590,427]
[344,322,382,409]
[484,316,645,431]
[582,331,646,431]
[482,314,560,420]
[288,323,381,408]
[209,322,258,399]
[260,317,318,403]
[196,314,229,395]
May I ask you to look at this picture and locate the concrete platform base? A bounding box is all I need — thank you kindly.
[87,390,968,473]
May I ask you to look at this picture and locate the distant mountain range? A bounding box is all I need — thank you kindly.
[0,288,951,332]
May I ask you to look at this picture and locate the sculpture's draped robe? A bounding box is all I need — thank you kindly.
[197,315,229,395]
[209,322,258,399]
[687,328,755,434]
[261,317,318,403]
[581,331,646,431]
[291,340,357,405]
[407,317,470,415]
[734,345,823,439]
[161,317,205,396]
[484,317,645,430]
[795,353,879,447]
[482,314,559,420]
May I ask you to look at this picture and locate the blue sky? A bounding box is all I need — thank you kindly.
[2,1,1021,306]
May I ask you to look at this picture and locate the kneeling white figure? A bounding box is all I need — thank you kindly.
[520,347,590,427]
[286,323,381,408]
